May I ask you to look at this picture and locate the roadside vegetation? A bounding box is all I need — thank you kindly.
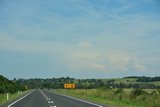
[0,75,27,105]
[0,75,26,94]
[0,91,28,105]
[54,88,160,107]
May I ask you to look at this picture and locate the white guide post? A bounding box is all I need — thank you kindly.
[7,93,9,100]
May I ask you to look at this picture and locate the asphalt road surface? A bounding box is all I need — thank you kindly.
[4,89,109,107]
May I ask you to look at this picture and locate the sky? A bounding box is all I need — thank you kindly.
[0,0,160,79]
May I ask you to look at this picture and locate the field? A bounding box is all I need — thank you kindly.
[54,88,160,107]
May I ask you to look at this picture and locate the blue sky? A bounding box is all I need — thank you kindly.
[0,0,160,79]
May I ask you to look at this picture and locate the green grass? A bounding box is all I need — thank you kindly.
[0,91,29,105]
[53,89,158,107]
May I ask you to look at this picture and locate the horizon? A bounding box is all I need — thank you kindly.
[0,0,160,79]
[1,74,158,80]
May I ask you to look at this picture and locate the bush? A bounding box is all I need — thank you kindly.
[0,75,26,94]
[130,88,148,102]
[131,88,146,96]
[0,86,5,93]
[114,88,124,94]
[114,88,124,100]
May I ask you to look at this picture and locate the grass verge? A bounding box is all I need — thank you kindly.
[0,91,29,106]
[53,89,153,107]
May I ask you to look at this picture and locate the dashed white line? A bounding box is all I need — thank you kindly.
[48,101,54,103]
[39,90,56,107]
[39,89,49,99]
[50,101,54,103]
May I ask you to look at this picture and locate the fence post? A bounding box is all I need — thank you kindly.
[7,93,9,100]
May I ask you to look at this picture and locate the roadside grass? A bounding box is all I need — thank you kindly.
[0,91,28,105]
[54,89,159,107]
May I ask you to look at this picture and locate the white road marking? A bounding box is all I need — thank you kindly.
[8,90,34,107]
[50,105,56,107]
[48,100,54,103]
[39,89,52,101]
[50,101,54,103]
[52,92,103,107]
[39,89,49,98]
[39,90,56,106]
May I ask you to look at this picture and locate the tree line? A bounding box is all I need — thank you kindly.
[136,76,160,82]
[16,77,160,89]
[1,75,160,93]
[0,75,26,94]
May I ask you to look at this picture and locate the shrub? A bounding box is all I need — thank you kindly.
[0,86,5,93]
[131,88,146,96]
[114,88,124,100]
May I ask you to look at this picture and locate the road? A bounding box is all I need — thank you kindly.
[4,89,108,107]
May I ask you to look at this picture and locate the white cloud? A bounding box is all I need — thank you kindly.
[78,42,92,47]
[68,52,148,73]
[69,60,107,72]
[132,58,146,71]
[93,63,107,71]
[107,53,147,72]
[0,30,154,75]
[0,34,74,54]
[107,53,132,71]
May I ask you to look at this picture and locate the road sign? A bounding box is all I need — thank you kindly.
[64,84,76,89]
